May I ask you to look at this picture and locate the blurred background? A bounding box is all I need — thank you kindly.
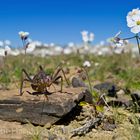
[0,0,139,48]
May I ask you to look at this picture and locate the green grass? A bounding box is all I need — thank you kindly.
[1,52,140,91]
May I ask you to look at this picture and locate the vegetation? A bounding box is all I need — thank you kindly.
[0,52,140,91]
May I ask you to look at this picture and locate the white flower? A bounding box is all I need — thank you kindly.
[64,48,72,54]
[4,46,11,56]
[115,39,124,47]
[19,31,29,40]
[81,30,88,36]
[4,40,11,46]
[26,43,36,53]
[126,8,140,34]
[95,62,99,66]
[111,31,129,54]
[127,8,140,17]
[5,46,11,52]
[89,33,94,42]
[83,61,91,67]
[82,36,89,42]
[81,30,89,42]
[111,31,128,48]
[0,48,5,56]
[81,30,94,43]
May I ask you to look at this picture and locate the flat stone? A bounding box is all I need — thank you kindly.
[71,77,86,88]
[94,82,119,97]
[0,86,87,125]
[71,77,93,104]
[83,89,93,104]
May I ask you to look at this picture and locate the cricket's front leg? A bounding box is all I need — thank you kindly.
[20,69,33,96]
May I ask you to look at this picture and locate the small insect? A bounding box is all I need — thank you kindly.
[20,65,70,99]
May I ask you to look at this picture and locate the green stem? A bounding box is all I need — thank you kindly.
[83,67,92,93]
[136,35,140,55]
[22,39,26,55]
[21,39,27,69]
[123,36,136,40]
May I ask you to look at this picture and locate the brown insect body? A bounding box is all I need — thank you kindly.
[20,65,69,97]
[31,70,50,91]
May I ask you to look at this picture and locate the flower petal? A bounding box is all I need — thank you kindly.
[127,19,136,27]
[131,25,140,34]
[131,14,140,21]
[127,16,135,27]
[127,8,140,17]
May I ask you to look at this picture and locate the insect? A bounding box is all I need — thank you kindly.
[20,65,70,99]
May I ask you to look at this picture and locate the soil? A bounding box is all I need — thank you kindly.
[0,88,139,140]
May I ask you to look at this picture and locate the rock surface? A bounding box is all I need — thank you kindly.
[94,82,119,97]
[0,86,87,125]
[71,77,93,104]
[131,92,140,105]
[71,77,87,88]
[0,99,137,140]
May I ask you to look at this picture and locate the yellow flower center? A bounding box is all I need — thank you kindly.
[137,20,140,25]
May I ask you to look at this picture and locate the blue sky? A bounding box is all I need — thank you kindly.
[0,0,140,47]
